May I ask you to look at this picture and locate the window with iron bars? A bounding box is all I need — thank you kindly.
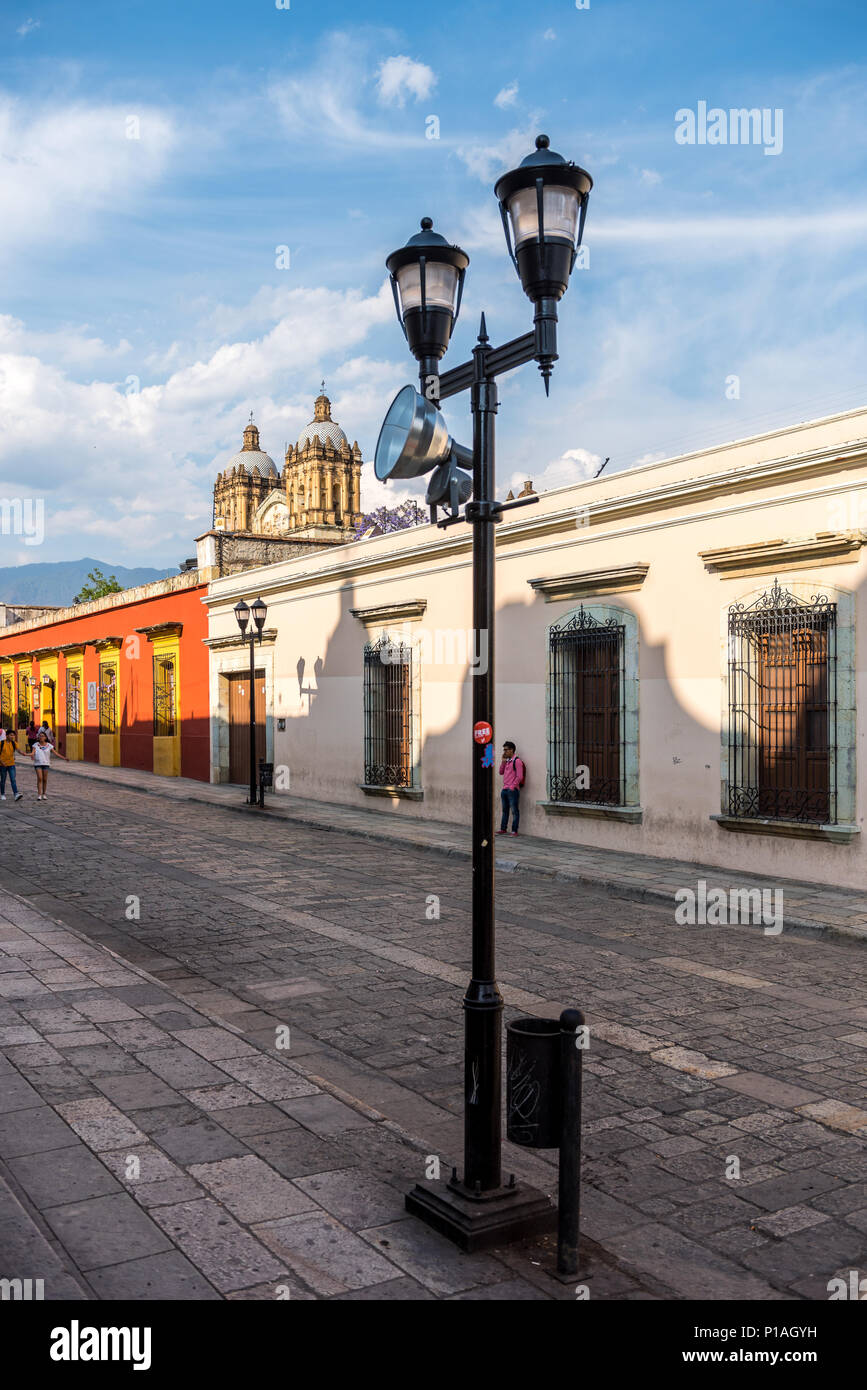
[1,677,13,730]
[17,673,30,728]
[727,580,837,824]
[363,637,414,788]
[66,670,82,733]
[548,607,626,806]
[98,664,117,735]
[153,656,176,738]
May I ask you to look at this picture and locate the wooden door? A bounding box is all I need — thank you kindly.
[575,629,621,804]
[758,627,829,820]
[228,670,266,785]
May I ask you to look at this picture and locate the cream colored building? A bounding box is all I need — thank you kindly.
[202,403,867,890]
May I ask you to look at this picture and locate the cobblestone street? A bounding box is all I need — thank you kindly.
[1,772,866,1301]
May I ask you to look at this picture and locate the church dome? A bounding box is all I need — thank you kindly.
[296,389,348,452]
[225,418,279,478]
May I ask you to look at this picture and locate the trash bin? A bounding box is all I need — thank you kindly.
[506,1016,562,1149]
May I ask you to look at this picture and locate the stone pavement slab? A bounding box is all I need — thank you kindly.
[252,1211,398,1297]
[0,883,610,1300]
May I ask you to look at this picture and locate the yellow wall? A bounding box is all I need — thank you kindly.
[16,663,32,751]
[151,634,181,777]
[39,656,58,731]
[65,654,84,761]
[97,648,120,767]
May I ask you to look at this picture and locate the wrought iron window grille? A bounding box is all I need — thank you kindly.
[98,665,117,735]
[1,677,13,729]
[153,657,177,738]
[66,672,82,734]
[17,674,29,728]
[548,605,626,806]
[727,579,837,825]
[363,636,414,788]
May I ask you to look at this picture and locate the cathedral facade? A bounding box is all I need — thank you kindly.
[213,390,363,547]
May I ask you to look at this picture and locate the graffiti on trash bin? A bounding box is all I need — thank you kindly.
[507,1049,541,1145]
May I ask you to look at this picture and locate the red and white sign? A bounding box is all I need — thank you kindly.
[473,721,492,745]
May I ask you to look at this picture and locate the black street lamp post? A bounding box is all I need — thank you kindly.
[234,596,267,807]
[377,136,592,1250]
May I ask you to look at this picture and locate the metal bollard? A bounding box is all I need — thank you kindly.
[557,1008,584,1278]
[257,759,274,809]
[505,1006,585,1277]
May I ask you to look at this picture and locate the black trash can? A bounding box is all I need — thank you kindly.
[506,1016,562,1149]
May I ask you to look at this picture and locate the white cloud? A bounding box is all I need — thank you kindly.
[594,206,867,254]
[543,29,557,40]
[494,83,519,110]
[0,315,132,368]
[455,116,544,183]
[269,35,431,151]
[0,281,403,563]
[639,168,661,186]
[16,18,40,38]
[375,55,437,108]
[519,447,602,495]
[0,96,175,263]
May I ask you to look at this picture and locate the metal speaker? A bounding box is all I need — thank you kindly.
[375,385,471,481]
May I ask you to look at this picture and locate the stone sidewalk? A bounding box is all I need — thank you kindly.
[3,771,867,1302]
[0,885,645,1301]
[39,756,867,944]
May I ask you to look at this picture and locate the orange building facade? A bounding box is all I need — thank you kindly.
[0,573,210,782]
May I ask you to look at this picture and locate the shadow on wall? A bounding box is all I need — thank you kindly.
[267,556,865,882]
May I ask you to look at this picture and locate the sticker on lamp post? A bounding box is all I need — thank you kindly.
[473,721,492,745]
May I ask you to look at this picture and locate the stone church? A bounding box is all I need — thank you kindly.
[213,389,364,547]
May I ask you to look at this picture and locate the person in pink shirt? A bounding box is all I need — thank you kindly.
[497,740,525,836]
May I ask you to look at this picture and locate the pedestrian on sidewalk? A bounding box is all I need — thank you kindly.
[39,720,54,745]
[497,740,525,836]
[0,731,23,802]
[29,729,66,800]
[26,719,39,749]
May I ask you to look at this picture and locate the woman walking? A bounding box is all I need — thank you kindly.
[29,729,66,800]
[0,731,23,802]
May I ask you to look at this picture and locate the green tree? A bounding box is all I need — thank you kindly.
[73,566,124,604]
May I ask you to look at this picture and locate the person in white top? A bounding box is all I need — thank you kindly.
[29,730,66,800]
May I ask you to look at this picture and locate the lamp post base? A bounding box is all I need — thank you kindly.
[405,1175,556,1253]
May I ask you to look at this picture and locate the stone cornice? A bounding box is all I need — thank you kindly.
[528,564,650,603]
[92,638,123,653]
[135,622,184,639]
[699,531,865,578]
[203,629,278,651]
[203,532,472,604]
[350,600,428,627]
[205,437,867,607]
[499,437,867,548]
[0,570,206,641]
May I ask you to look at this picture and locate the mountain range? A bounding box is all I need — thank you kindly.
[0,558,177,607]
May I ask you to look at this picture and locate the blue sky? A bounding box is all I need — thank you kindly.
[1,0,866,566]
